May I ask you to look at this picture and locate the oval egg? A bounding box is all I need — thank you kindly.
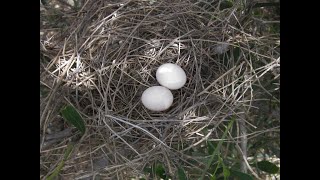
[141,86,173,111]
[156,63,187,90]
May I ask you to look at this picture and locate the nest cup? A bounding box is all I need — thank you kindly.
[40,0,279,179]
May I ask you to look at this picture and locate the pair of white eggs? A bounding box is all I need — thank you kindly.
[141,63,187,111]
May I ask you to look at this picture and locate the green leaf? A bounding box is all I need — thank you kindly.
[63,142,74,160]
[210,175,217,180]
[143,167,152,174]
[47,142,74,180]
[215,157,230,180]
[230,169,254,180]
[200,118,235,180]
[221,161,230,179]
[210,158,222,177]
[178,166,188,180]
[47,160,65,180]
[60,105,86,135]
[155,163,167,179]
[223,168,230,179]
[207,141,215,154]
[257,160,279,174]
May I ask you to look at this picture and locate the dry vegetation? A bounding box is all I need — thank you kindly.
[40,0,280,179]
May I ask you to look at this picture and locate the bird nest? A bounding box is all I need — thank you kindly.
[40,0,280,179]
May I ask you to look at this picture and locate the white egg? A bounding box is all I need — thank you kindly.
[156,63,187,90]
[141,86,173,111]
